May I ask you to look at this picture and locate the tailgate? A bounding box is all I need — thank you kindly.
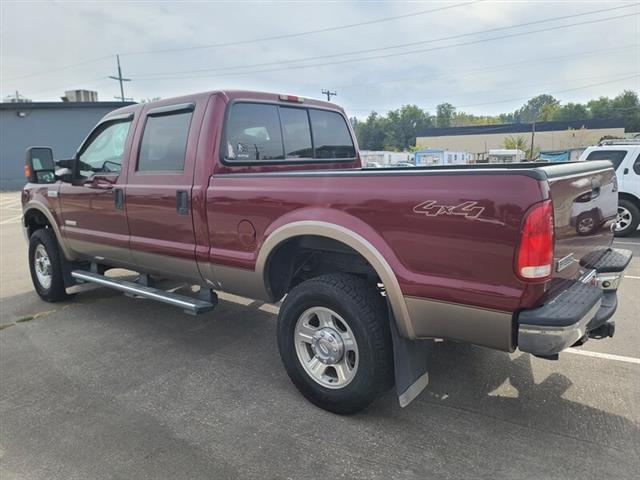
[543,160,618,280]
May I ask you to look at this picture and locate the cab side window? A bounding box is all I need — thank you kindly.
[585,150,628,170]
[633,152,640,175]
[138,110,193,172]
[77,119,132,179]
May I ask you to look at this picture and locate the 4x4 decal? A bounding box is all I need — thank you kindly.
[413,200,484,220]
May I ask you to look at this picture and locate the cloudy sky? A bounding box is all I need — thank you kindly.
[1,1,638,117]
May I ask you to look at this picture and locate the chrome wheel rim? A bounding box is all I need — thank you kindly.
[34,244,52,289]
[616,206,632,231]
[294,306,359,389]
[577,217,595,233]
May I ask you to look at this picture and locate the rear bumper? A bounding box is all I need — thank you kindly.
[517,248,632,357]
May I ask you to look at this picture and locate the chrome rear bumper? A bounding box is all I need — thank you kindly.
[517,248,631,358]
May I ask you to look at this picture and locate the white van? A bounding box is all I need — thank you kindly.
[579,140,640,237]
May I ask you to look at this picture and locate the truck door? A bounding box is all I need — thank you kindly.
[124,102,202,282]
[58,112,136,267]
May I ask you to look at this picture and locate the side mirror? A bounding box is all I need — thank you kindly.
[25,146,55,184]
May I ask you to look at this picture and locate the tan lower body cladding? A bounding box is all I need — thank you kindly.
[404,296,514,352]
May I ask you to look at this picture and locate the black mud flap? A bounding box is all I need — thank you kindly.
[389,312,430,407]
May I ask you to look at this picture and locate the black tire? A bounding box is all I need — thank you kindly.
[575,211,598,236]
[615,199,640,237]
[28,228,68,302]
[277,273,393,414]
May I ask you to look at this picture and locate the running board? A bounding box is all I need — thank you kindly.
[71,270,217,315]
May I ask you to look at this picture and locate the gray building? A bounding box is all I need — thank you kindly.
[1,101,134,189]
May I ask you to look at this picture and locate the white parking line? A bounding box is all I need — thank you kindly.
[565,348,640,365]
[626,275,640,280]
[0,214,23,225]
[613,240,640,246]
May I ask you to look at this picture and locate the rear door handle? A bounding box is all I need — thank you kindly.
[176,190,189,215]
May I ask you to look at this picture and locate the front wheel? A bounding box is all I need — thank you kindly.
[28,228,68,302]
[615,199,640,237]
[277,273,393,414]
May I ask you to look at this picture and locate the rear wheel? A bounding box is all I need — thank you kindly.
[277,273,393,414]
[28,228,68,302]
[615,199,640,237]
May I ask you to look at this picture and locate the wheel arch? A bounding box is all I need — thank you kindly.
[619,192,640,210]
[23,202,74,260]
[256,220,415,338]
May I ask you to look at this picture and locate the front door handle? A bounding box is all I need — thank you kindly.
[176,190,189,215]
[114,188,124,210]
[88,176,115,190]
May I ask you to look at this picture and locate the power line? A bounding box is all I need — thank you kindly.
[132,3,637,78]
[347,74,639,114]
[455,74,640,109]
[25,77,110,97]
[4,55,112,82]
[131,12,638,82]
[333,44,639,90]
[121,1,480,56]
[3,1,477,82]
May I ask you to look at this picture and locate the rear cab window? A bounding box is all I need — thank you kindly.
[308,109,356,159]
[585,149,628,171]
[224,102,355,163]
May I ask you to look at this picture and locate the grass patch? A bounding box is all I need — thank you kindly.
[16,315,34,323]
[0,323,14,331]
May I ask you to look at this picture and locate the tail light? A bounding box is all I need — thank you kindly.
[516,200,554,281]
[24,164,32,179]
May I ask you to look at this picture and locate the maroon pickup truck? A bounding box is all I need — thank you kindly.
[22,90,632,414]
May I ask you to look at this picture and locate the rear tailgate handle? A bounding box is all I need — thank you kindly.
[176,190,189,215]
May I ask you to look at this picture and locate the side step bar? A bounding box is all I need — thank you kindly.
[71,270,217,315]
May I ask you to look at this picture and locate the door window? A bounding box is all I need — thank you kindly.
[138,111,193,172]
[632,152,640,175]
[77,119,132,179]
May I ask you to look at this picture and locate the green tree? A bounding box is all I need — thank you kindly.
[383,105,432,150]
[551,102,589,121]
[502,135,529,151]
[538,102,559,122]
[586,96,612,118]
[611,90,640,131]
[353,112,387,150]
[514,94,559,123]
[436,102,455,128]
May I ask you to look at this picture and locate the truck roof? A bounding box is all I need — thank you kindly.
[105,90,344,119]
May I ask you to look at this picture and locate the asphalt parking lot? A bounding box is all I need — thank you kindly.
[1,191,639,480]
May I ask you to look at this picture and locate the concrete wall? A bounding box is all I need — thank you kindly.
[416,127,625,156]
[0,103,132,190]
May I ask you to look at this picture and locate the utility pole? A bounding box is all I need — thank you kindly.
[109,54,131,102]
[321,89,337,102]
[5,90,29,103]
[529,120,536,160]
